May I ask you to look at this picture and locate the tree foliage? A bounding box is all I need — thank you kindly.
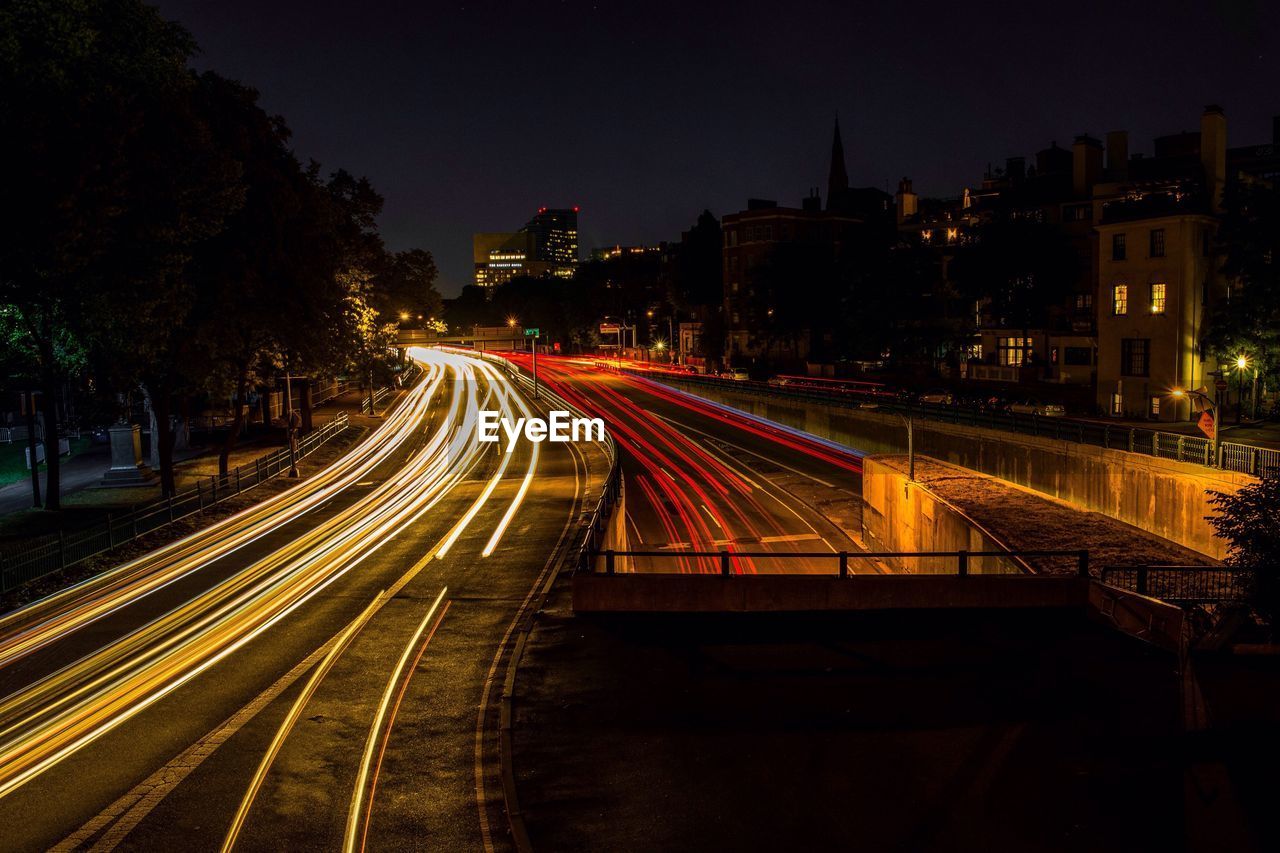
[1209,470,1280,626]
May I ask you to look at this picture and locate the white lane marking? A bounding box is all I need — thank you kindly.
[700,504,722,529]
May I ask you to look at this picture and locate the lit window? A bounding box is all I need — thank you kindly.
[1150,282,1166,314]
[920,229,932,243]
[1150,396,1161,417]
[946,227,958,242]
[1113,284,1128,315]
[998,336,1029,367]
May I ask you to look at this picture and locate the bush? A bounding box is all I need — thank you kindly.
[1209,469,1280,625]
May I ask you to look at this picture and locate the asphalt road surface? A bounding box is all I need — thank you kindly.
[504,355,865,574]
[0,348,604,851]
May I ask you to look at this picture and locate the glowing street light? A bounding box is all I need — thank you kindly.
[399,311,410,322]
[506,316,518,328]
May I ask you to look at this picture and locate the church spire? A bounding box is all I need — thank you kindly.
[826,115,849,211]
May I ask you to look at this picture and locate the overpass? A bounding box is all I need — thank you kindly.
[396,327,528,349]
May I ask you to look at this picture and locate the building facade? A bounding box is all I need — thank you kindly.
[473,206,580,290]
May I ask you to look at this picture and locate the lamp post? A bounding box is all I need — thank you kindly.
[1170,387,1219,467]
[1235,355,1249,424]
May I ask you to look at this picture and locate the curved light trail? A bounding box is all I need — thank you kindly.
[0,348,541,801]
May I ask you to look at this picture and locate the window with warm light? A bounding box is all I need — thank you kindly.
[998,336,1029,367]
[1149,396,1161,417]
[945,227,958,242]
[1113,284,1128,315]
[1150,282,1166,314]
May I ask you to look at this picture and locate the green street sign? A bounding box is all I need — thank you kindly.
[524,328,540,337]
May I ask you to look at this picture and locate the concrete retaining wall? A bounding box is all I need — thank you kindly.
[647,377,1247,560]
[860,457,1026,574]
[572,573,1087,613]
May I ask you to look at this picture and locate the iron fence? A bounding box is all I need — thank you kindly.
[0,413,350,594]
[1100,565,1253,604]
[589,548,1089,577]
[629,370,1279,476]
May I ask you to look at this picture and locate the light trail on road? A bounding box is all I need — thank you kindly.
[0,348,538,801]
[502,354,862,574]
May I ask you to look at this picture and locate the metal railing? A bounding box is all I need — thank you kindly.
[591,548,1090,577]
[1100,565,1253,604]
[630,369,1280,476]
[0,413,351,594]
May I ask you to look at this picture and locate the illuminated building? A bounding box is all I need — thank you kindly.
[473,206,580,290]
[590,244,662,261]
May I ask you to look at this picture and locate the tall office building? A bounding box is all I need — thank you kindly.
[473,206,580,290]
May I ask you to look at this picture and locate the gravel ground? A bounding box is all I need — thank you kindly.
[876,455,1215,574]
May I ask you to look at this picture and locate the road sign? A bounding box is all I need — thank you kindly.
[1214,378,1228,390]
[599,323,620,335]
[1197,410,1215,439]
[524,328,539,337]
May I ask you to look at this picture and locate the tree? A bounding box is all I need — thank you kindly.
[1209,470,1280,627]
[1203,179,1280,396]
[0,0,232,508]
[372,249,444,326]
[950,218,1079,345]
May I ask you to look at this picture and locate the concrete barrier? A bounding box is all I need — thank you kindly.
[646,378,1245,560]
[860,457,1028,574]
[571,573,1087,613]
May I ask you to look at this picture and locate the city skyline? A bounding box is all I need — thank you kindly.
[154,0,1279,294]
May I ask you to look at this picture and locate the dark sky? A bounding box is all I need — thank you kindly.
[155,0,1278,295]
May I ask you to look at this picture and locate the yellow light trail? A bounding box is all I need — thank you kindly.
[0,348,541,801]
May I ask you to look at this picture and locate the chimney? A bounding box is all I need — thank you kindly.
[1200,104,1226,211]
[1005,156,1026,180]
[1105,130,1128,180]
[895,177,918,223]
[1072,134,1103,196]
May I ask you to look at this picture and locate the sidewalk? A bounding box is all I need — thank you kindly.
[1075,415,1280,450]
[0,394,359,526]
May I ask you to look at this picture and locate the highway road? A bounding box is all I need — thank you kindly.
[503,354,865,574]
[0,348,602,851]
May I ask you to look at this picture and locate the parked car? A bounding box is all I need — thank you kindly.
[726,369,750,381]
[1008,399,1066,417]
[917,389,954,405]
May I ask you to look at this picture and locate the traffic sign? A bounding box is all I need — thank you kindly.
[1197,410,1214,439]
[599,323,620,335]
[1214,378,1228,390]
[524,328,539,337]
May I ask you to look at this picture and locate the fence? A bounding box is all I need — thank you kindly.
[588,548,1090,576]
[1099,565,1253,604]
[628,369,1280,476]
[0,413,350,594]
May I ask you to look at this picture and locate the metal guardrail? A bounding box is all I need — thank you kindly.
[630,369,1280,476]
[1100,565,1253,604]
[592,548,1090,577]
[0,413,351,594]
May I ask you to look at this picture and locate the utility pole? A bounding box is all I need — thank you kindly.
[532,331,539,400]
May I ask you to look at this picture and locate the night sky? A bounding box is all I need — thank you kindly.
[155,1,1279,295]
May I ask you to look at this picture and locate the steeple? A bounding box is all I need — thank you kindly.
[826,115,848,211]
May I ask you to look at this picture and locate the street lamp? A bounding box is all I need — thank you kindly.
[1234,354,1250,424]
[1170,387,1219,467]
